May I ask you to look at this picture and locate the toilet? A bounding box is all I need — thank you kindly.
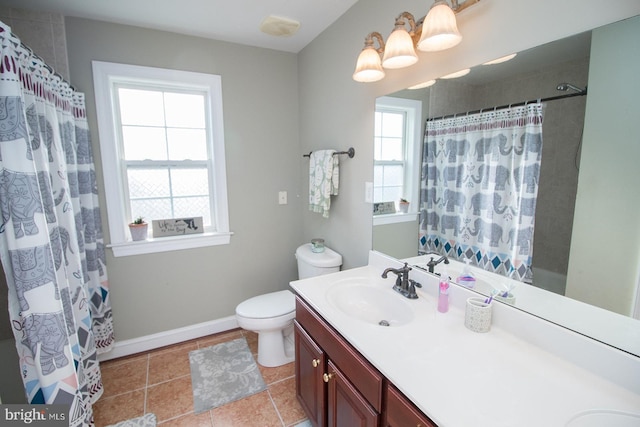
[235,243,342,367]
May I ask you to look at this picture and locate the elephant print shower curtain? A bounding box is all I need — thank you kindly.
[0,22,113,425]
[419,104,544,282]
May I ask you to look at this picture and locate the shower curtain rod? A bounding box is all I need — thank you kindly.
[6,29,76,91]
[426,91,586,122]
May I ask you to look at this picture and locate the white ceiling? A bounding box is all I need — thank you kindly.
[2,0,359,53]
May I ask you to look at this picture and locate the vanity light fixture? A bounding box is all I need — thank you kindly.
[382,12,419,69]
[352,32,386,83]
[352,0,480,82]
[417,1,462,52]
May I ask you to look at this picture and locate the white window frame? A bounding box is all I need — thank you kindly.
[373,96,422,226]
[92,61,231,257]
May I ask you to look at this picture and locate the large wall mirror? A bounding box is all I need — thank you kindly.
[372,15,640,356]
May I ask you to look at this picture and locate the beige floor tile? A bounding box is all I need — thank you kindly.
[269,377,307,426]
[258,361,295,385]
[148,344,194,385]
[147,375,194,423]
[100,357,148,397]
[197,330,244,349]
[158,411,214,427]
[92,389,145,427]
[210,391,282,427]
[241,330,259,355]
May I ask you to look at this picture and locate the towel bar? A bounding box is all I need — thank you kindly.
[303,147,355,158]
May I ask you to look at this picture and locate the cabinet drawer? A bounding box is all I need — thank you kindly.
[386,385,437,427]
[296,296,383,412]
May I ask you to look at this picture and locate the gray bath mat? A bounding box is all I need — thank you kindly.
[189,337,267,413]
[106,413,156,427]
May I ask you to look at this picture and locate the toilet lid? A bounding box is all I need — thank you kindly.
[236,290,295,319]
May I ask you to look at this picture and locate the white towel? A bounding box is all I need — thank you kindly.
[309,149,339,218]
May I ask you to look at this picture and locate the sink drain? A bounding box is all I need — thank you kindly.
[378,320,390,327]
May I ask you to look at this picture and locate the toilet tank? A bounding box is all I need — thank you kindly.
[295,243,342,279]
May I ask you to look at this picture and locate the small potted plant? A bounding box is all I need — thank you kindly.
[398,198,410,213]
[128,216,148,241]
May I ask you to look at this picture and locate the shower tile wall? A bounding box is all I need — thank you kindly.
[0,6,70,80]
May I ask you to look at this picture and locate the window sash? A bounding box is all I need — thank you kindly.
[92,61,230,256]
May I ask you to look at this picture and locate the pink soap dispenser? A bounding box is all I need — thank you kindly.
[438,270,450,313]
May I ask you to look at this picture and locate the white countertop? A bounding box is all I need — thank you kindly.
[290,251,640,427]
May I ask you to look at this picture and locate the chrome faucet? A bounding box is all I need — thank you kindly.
[382,262,422,299]
[426,255,449,273]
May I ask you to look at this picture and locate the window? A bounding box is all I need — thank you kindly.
[93,61,230,256]
[374,96,422,224]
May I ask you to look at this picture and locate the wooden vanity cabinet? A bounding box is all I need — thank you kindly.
[294,321,326,427]
[295,296,382,427]
[384,385,437,427]
[295,295,440,427]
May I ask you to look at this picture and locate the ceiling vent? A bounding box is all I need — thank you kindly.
[260,15,300,37]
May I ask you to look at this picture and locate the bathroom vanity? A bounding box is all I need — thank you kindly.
[290,251,640,427]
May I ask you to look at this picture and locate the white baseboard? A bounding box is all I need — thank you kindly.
[98,316,239,361]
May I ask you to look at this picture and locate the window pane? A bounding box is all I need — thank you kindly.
[382,186,402,203]
[122,126,167,160]
[380,137,403,161]
[164,92,206,128]
[167,128,208,160]
[128,169,171,198]
[383,165,404,187]
[374,165,383,186]
[373,188,383,203]
[381,112,404,137]
[170,168,209,196]
[173,196,211,225]
[374,137,382,160]
[130,198,171,221]
[374,111,382,136]
[118,88,165,126]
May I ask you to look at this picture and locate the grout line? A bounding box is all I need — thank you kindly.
[266,389,286,427]
[143,353,150,414]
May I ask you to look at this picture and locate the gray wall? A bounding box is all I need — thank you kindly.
[65,18,304,340]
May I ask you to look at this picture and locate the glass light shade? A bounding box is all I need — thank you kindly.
[353,46,385,82]
[417,1,462,52]
[382,27,418,69]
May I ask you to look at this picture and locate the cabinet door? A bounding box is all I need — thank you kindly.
[385,385,437,427]
[326,360,379,427]
[295,321,326,427]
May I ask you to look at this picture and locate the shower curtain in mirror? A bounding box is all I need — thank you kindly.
[418,104,544,282]
[0,23,113,426]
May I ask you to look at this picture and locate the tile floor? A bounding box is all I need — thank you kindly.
[93,329,310,427]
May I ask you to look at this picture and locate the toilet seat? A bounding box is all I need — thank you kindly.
[236,290,294,319]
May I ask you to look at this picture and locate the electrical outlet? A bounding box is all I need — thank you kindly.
[278,191,288,205]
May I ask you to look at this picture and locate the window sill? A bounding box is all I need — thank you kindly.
[373,212,418,226]
[108,231,233,257]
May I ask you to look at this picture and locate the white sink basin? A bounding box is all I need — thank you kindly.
[565,410,640,427]
[327,279,415,326]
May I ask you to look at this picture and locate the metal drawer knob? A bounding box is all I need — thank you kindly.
[322,372,334,383]
[312,358,320,368]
